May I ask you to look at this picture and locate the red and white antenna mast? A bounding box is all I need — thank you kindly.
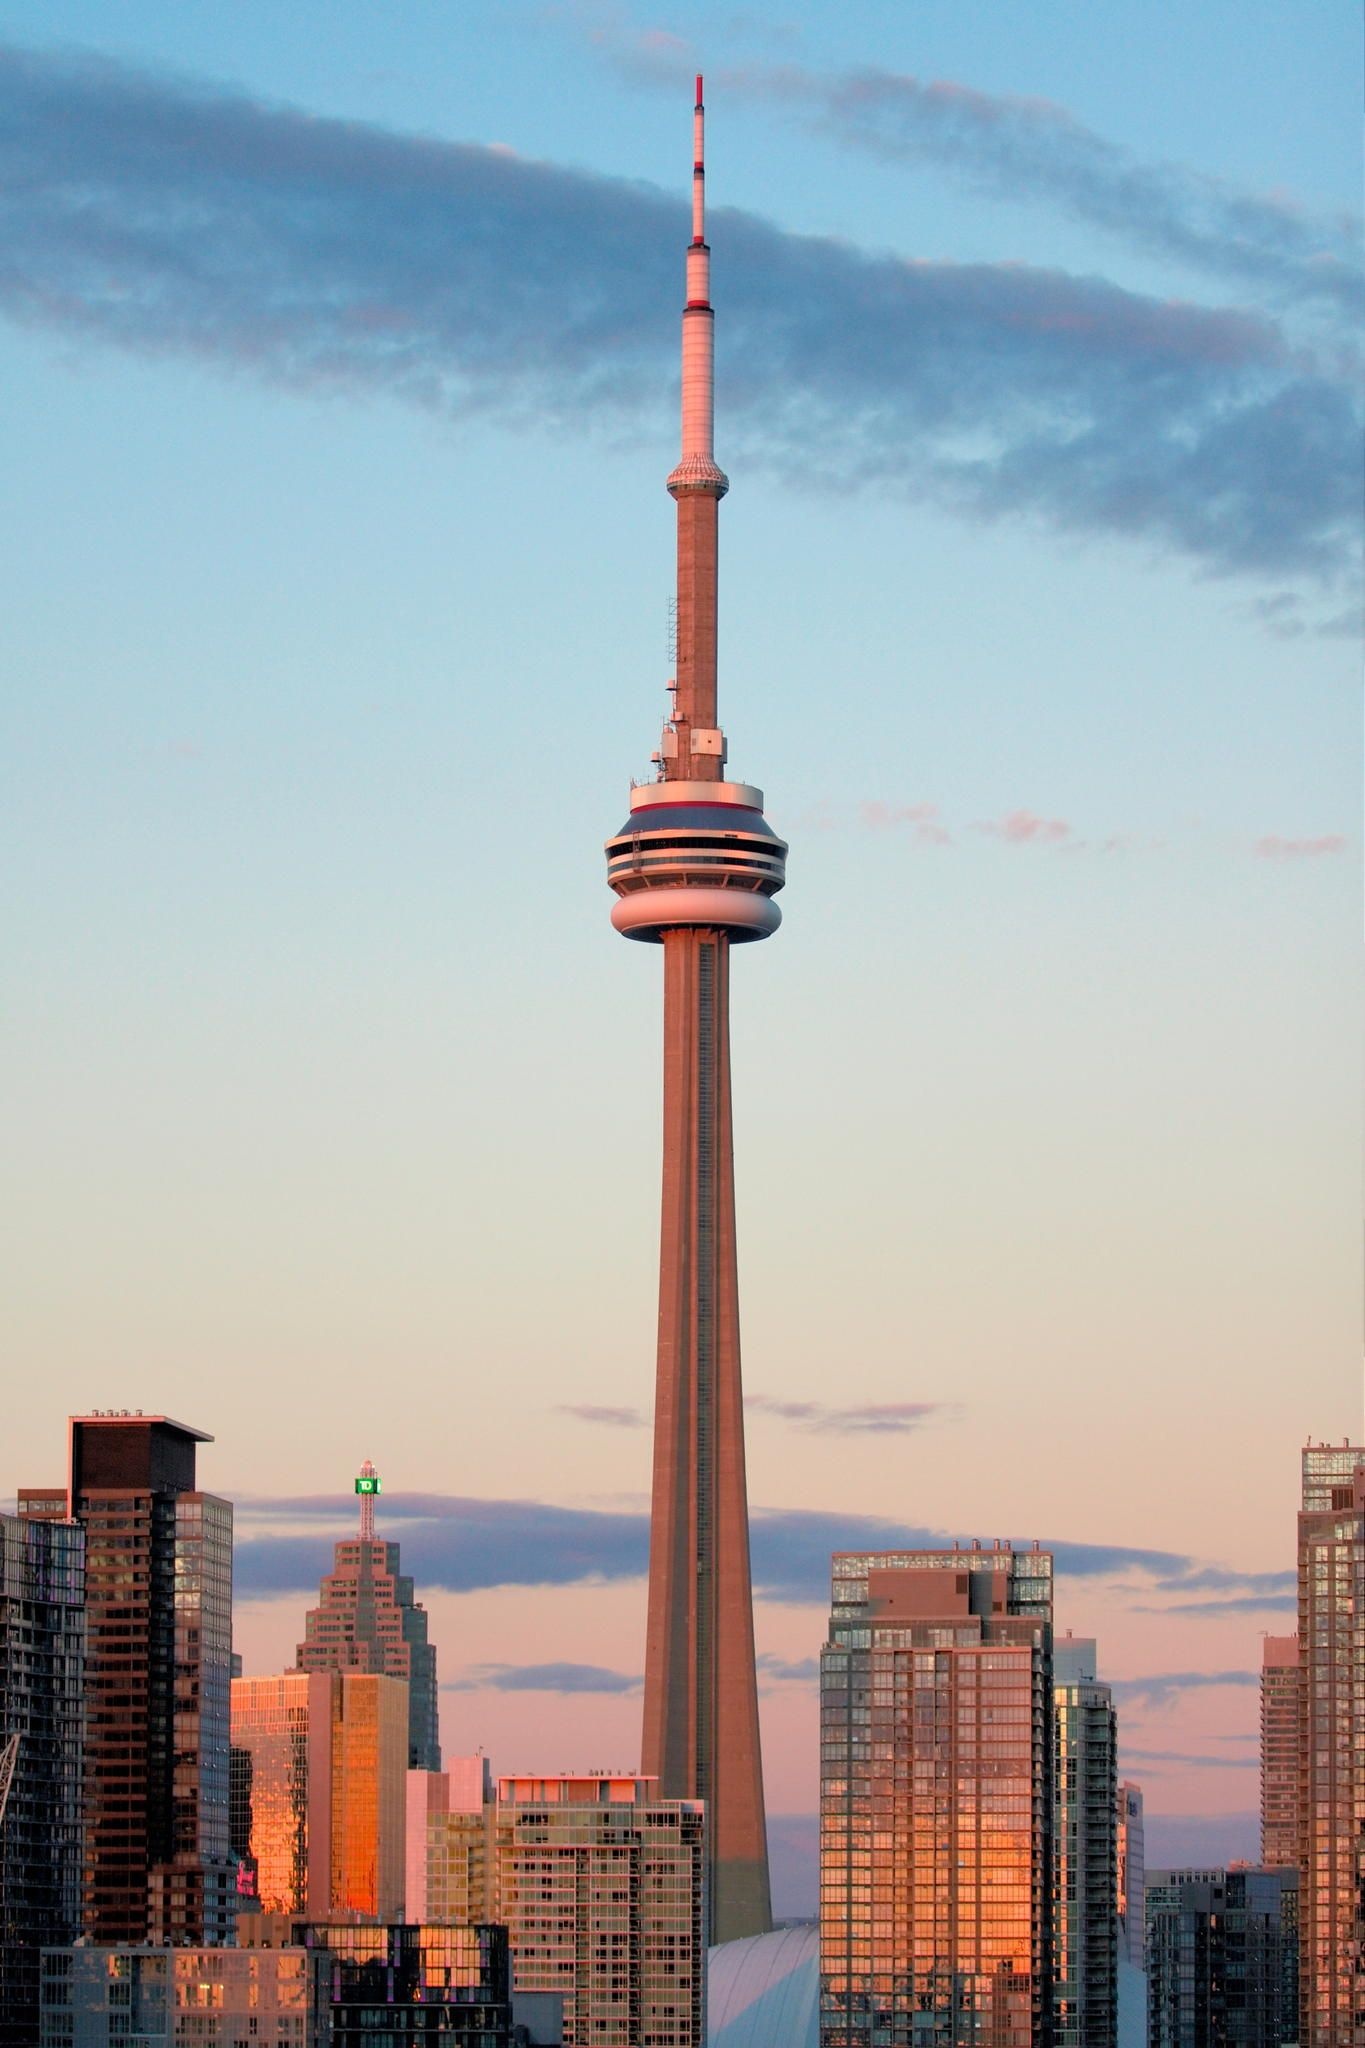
[355,1459,381,1542]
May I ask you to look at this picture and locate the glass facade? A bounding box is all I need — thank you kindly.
[0,1513,86,2048]
[149,1492,236,1945]
[231,1674,328,1916]
[495,1773,705,2048]
[232,1670,406,1921]
[1297,1443,1364,2047]
[300,1924,514,2046]
[819,1547,1054,2048]
[38,1944,326,2047]
[1115,1781,1144,1969]
[332,1673,408,1920]
[1145,1867,1299,2046]
[1052,1639,1116,2047]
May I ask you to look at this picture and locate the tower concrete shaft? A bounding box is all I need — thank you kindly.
[607,78,780,1946]
[643,924,770,1942]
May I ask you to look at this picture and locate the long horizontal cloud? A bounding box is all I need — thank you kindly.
[556,1403,649,1429]
[1149,1567,1294,1595]
[0,44,1357,588]
[1137,1591,1297,1616]
[1120,1747,1255,1771]
[1254,833,1347,859]
[600,28,1364,319]
[746,1395,953,1435]
[1111,1668,1258,1706]
[445,1661,641,1694]
[233,1488,1271,1610]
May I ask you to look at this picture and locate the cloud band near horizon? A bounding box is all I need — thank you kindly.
[230,1488,1291,1613]
[0,42,1357,592]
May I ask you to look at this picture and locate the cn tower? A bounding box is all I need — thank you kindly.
[606,78,784,1947]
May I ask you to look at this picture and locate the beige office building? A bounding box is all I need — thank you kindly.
[494,1773,704,2048]
[405,1757,495,1924]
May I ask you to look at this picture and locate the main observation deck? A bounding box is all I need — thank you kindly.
[606,780,787,941]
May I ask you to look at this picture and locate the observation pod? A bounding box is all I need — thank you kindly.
[606,781,787,941]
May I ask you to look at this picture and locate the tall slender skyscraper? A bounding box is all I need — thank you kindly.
[1052,1636,1117,2048]
[605,79,784,1947]
[1296,1439,1364,2047]
[1258,1634,1299,1870]
[0,1512,85,2048]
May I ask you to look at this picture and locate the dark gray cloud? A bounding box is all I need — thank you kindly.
[0,42,1357,589]
[233,1488,1250,1610]
[233,1494,651,1596]
[1139,1592,1298,1616]
[1111,1669,1258,1706]
[746,1395,953,1435]
[444,1661,641,1694]
[599,29,1364,319]
[1120,1747,1255,1771]
[1149,1567,1295,1595]
[556,1403,650,1428]
[756,1653,820,1684]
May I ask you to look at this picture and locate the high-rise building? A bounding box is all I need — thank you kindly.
[1258,1634,1299,1871]
[604,79,784,1947]
[1052,1635,1117,2048]
[405,1757,494,1924]
[231,1669,408,1921]
[20,1413,235,1945]
[1145,1866,1299,2047]
[0,1512,85,2048]
[1297,1439,1364,2047]
[1115,1780,1145,1969]
[38,1944,328,2047]
[296,1460,440,1772]
[819,1544,1055,2048]
[494,1772,705,2048]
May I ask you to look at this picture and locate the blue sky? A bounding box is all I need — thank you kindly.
[2,0,1359,1876]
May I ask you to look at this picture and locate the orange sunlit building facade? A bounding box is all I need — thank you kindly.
[819,1546,1053,2048]
[231,1669,406,1922]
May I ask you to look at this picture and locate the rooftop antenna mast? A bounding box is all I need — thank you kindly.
[355,1459,381,1543]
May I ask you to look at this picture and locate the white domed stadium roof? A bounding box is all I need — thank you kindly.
[707,1924,819,2048]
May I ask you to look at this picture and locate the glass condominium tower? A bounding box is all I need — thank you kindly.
[819,1545,1054,2048]
[0,1512,85,2048]
[20,1414,235,1946]
[1297,1439,1364,2047]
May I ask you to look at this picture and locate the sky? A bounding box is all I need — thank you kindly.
[2,0,1360,1913]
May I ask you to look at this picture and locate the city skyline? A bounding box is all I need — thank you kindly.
[3,0,1359,1899]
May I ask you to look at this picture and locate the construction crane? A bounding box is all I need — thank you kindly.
[0,1734,18,1830]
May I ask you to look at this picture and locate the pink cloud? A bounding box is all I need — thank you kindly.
[976,808,1072,845]
[858,800,951,845]
[1253,833,1346,859]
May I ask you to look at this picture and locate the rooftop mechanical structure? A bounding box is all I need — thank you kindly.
[606,78,783,1947]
